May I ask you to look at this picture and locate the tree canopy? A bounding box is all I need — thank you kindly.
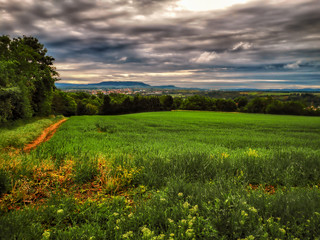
[0,35,58,122]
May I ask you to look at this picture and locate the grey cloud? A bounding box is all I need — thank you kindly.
[127,0,177,14]
[1,0,320,88]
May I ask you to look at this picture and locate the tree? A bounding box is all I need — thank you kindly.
[215,99,237,112]
[0,35,58,122]
[148,96,161,111]
[51,90,77,116]
[283,101,305,115]
[234,96,248,108]
[11,36,58,116]
[181,95,210,110]
[133,94,143,112]
[160,95,173,110]
[84,103,99,115]
[121,97,133,113]
[0,36,33,121]
[247,97,271,113]
[100,95,112,115]
[266,100,284,114]
[173,97,183,109]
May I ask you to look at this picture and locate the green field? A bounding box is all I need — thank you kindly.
[1,111,320,239]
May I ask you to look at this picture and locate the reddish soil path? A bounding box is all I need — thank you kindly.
[23,119,67,152]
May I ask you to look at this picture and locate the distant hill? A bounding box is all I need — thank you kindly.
[55,81,320,92]
[55,81,205,90]
[55,81,151,89]
[221,88,320,92]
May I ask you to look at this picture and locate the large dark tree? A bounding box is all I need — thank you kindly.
[51,90,77,116]
[234,96,248,108]
[0,35,58,122]
[247,97,271,113]
[100,95,112,115]
[160,95,173,110]
[181,95,211,110]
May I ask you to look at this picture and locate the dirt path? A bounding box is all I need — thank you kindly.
[23,119,67,152]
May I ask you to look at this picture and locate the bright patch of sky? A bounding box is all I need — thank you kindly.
[178,0,252,11]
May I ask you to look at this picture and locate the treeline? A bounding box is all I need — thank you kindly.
[51,91,174,116]
[1,36,319,123]
[205,91,320,108]
[51,90,320,116]
[0,36,57,122]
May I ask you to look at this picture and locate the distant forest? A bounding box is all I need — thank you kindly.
[50,91,320,117]
[1,36,319,123]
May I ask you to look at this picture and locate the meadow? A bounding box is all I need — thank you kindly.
[0,111,320,239]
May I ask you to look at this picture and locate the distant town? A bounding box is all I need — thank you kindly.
[63,88,168,96]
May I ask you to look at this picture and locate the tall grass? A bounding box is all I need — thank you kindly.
[1,112,320,239]
[73,153,99,184]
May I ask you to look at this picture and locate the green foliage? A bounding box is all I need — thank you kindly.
[215,98,237,111]
[52,90,77,116]
[235,96,249,108]
[85,103,99,115]
[247,97,308,115]
[265,99,284,114]
[173,97,183,109]
[265,100,306,115]
[0,35,57,122]
[100,95,112,115]
[160,95,173,110]
[180,95,213,110]
[247,97,270,113]
[52,90,316,117]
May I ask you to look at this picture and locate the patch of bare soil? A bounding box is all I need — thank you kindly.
[23,119,67,152]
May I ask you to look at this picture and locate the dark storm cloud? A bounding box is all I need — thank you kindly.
[1,0,320,88]
[129,0,177,14]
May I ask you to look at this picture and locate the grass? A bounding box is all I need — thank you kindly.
[0,115,64,149]
[0,111,320,239]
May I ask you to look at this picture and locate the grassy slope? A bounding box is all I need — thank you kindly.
[0,116,64,149]
[1,112,320,239]
[38,111,320,154]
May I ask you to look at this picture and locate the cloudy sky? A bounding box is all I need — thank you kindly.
[1,0,320,89]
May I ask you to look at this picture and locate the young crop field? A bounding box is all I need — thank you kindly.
[1,111,320,239]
